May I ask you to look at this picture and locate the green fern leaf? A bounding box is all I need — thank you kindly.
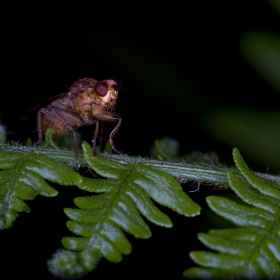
[48,249,97,279]
[184,148,280,279]
[49,141,201,278]
[41,128,60,149]
[0,145,82,229]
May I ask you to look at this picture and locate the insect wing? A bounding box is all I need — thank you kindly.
[19,93,69,122]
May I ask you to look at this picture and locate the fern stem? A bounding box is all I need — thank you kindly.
[1,144,278,186]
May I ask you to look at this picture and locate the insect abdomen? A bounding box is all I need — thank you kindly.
[41,114,69,136]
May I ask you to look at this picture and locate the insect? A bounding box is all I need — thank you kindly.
[35,78,122,159]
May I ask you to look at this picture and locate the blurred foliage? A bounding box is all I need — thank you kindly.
[203,1,280,172]
[268,0,280,14]
[241,31,280,93]
[204,109,280,172]
[0,121,6,143]
[150,136,220,165]
[150,136,180,160]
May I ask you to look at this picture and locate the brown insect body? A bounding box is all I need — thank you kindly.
[36,78,122,158]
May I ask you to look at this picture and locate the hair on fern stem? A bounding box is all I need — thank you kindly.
[212,184,229,191]
[186,182,201,193]
[80,165,98,177]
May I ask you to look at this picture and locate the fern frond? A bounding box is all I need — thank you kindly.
[4,139,280,278]
[184,148,280,279]
[0,145,82,229]
[48,142,201,278]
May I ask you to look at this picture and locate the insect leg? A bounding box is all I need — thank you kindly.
[49,106,81,159]
[99,120,105,151]
[109,116,123,154]
[35,108,44,146]
[37,107,81,159]
[92,120,99,158]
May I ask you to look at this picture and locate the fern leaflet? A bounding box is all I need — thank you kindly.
[0,144,82,229]
[184,148,280,279]
[48,142,201,278]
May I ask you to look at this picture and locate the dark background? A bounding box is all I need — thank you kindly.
[1,2,280,279]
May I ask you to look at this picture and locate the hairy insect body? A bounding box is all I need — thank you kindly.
[37,78,122,158]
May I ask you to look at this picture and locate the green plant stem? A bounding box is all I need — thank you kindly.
[1,144,278,186]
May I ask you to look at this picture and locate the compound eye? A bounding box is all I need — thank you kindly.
[94,82,108,97]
